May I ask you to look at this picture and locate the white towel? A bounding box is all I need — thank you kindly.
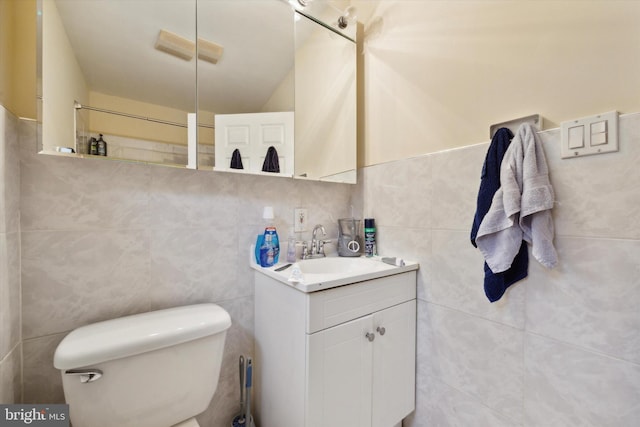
[476,123,557,273]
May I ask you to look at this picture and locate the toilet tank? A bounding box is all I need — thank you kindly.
[54,304,232,427]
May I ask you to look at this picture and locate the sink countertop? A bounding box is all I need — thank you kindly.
[252,255,419,293]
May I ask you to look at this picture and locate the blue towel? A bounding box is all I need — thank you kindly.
[471,127,528,302]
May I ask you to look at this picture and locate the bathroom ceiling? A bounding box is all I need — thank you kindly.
[55,0,294,113]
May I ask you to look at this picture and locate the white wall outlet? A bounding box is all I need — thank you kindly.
[294,208,307,232]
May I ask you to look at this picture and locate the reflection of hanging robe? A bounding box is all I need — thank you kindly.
[230,149,243,169]
[262,146,280,173]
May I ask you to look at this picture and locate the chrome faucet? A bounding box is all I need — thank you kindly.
[303,224,329,259]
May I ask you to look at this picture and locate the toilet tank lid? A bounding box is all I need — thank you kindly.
[53,304,231,370]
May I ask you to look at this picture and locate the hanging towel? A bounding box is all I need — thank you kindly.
[262,146,280,173]
[471,127,528,302]
[471,128,513,246]
[476,123,557,274]
[230,148,244,169]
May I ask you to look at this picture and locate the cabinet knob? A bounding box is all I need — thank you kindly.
[376,326,386,336]
[365,332,375,342]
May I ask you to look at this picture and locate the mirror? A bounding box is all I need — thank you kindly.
[198,0,295,175]
[294,11,356,183]
[37,0,357,183]
[38,0,197,167]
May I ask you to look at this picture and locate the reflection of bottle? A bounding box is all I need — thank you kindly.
[89,137,98,155]
[97,134,107,156]
[364,218,376,257]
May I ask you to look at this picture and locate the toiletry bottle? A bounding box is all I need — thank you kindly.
[260,232,275,267]
[258,207,280,267]
[272,227,280,264]
[260,227,280,267]
[364,218,376,257]
[89,136,98,155]
[286,230,296,263]
[255,234,264,265]
[97,134,107,156]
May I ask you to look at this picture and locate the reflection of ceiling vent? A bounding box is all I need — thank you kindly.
[155,29,195,61]
[198,38,224,64]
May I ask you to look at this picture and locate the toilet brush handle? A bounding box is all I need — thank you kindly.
[245,358,253,426]
[239,356,245,421]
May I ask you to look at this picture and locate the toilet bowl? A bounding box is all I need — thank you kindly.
[53,304,232,427]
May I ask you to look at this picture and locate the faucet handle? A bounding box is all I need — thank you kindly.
[299,241,309,258]
[318,239,332,255]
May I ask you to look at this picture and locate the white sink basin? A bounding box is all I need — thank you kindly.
[296,257,389,275]
[252,255,419,292]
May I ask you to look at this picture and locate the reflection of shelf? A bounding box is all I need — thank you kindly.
[40,149,189,169]
[72,133,214,167]
[212,166,293,178]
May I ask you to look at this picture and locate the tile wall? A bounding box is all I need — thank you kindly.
[0,106,22,403]
[10,111,640,426]
[18,119,352,426]
[355,113,640,426]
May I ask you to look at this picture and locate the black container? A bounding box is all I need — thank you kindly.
[88,137,98,155]
[96,134,107,156]
[364,218,376,257]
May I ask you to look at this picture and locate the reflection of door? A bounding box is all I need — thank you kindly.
[214,112,294,176]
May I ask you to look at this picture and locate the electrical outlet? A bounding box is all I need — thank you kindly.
[294,208,307,232]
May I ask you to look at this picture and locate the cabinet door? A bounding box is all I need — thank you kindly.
[307,315,374,427]
[372,300,416,427]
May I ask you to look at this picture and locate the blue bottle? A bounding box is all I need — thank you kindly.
[259,226,280,267]
[255,234,264,265]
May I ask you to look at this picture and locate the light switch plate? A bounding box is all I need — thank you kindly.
[294,208,307,232]
[561,111,618,159]
[567,125,584,149]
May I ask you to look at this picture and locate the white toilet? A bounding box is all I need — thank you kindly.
[53,304,232,427]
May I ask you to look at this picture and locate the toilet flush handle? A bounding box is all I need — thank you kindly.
[64,368,103,383]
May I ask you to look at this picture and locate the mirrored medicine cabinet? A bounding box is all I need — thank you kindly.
[36,0,357,184]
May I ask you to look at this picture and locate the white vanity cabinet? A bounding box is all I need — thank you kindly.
[254,269,417,427]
